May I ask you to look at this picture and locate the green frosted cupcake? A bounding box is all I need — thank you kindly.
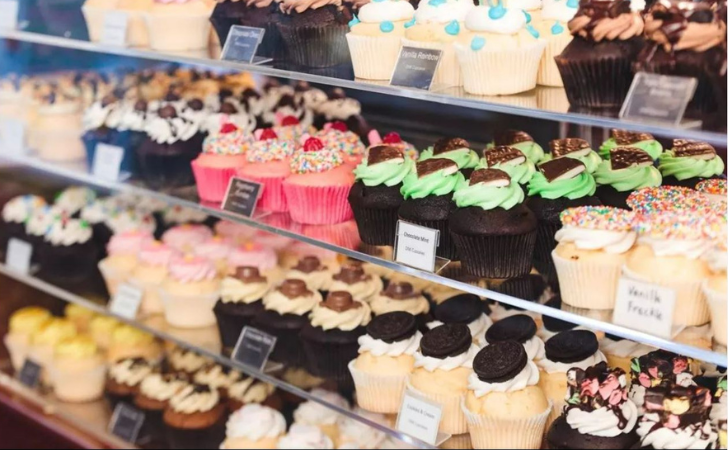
[598,130,663,160]
[488,130,545,163]
[420,137,479,175]
[477,146,536,185]
[594,147,662,209]
[540,138,602,173]
[658,139,725,189]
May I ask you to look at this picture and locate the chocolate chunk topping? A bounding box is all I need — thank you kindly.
[187,99,204,111]
[538,158,586,182]
[433,137,470,155]
[368,145,404,166]
[366,312,417,343]
[673,140,716,159]
[434,294,483,325]
[332,263,369,285]
[276,94,297,109]
[643,385,712,425]
[278,279,311,299]
[158,105,177,119]
[293,256,324,274]
[192,383,212,394]
[382,282,419,300]
[164,92,181,102]
[321,291,361,312]
[484,146,527,167]
[220,101,239,115]
[473,341,528,383]
[328,88,346,100]
[416,158,458,178]
[469,168,511,187]
[133,100,148,112]
[544,330,599,364]
[485,314,537,345]
[263,79,280,92]
[612,129,654,145]
[610,147,653,170]
[493,130,533,146]
[420,323,472,359]
[235,266,267,284]
[549,138,590,158]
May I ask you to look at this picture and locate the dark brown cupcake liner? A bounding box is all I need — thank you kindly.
[534,220,561,282]
[213,300,265,355]
[301,334,359,390]
[276,21,350,68]
[251,313,307,367]
[556,54,634,109]
[451,230,536,279]
[351,204,399,247]
[595,185,632,210]
[165,415,226,450]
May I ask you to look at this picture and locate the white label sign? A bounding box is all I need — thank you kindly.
[0,118,26,157]
[394,221,439,272]
[0,0,19,30]
[101,11,129,47]
[396,390,443,446]
[6,238,32,274]
[109,283,143,320]
[92,143,124,181]
[613,277,676,339]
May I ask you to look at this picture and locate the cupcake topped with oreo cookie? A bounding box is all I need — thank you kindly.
[429,294,492,345]
[483,314,545,361]
[538,296,581,341]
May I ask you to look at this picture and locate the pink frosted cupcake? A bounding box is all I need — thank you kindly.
[227,242,278,275]
[159,254,220,328]
[237,128,296,213]
[283,137,355,225]
[130,240,180,315]
[214,220,256,244]
[194,236,232,276]
[191,123,252,203]
[98,230,154,297]
[378,131,419,161]
[273,115,316,142]
[162,224,213,253]
[315,121,366,168]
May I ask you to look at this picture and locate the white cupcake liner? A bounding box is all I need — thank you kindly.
[536,86,570,113]
[128,276,165,315]
[49,364,106,403]
[461,399,552,449]
[3,334,28,373]
[143,12,211,51]
[349,360,409,414]
[703,280,727,346]
[406,380,468,435]
[81,5,111,43]
[622,265,710,326]
[537,34,572,87]
[454,40,546,96]
[98,258,132,299]
[401,38,461,87]
[158,287,220,328]
[120,9,149,47]
[347,33,403,81]
[439,434,472,449]
[552,250,622,310]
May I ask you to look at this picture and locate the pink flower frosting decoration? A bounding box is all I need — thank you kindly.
[168,254,217,283]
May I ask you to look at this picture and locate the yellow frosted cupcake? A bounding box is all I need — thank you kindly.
[107,324,162,363]
[142,0,214,51]
[3,307,52,372]
[28,318,78,386]
[89,315,121,350]
[64,304,97,333]
[51,335,106,403]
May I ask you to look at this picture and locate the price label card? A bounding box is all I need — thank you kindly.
[232,326,277,370]
[0,0,19,30]
[222,177,263,218]
[613,277,677,339]
[92,143,124,181]
[6,238,32,274]
[394,221,439,272]
[221,26,266,64]
[101,11,129,47]
[109,283,143,320]
[396,390,443,446]
[0,118,26,157]
[18,359,41,389]
[390,46,443,90]
[109,403,145,444]
[620,73,698,126]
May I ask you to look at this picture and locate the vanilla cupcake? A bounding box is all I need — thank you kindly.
[51,335,106,403]
[428,294,492,345]
[98,230,154,297]
[221,404,286,450]
[277,424,334,449]
[129,240,179,315]
[3,307,51,372]
[106,324,161,363]
[481,314,545,361]
[28,318,77,386]
[167,347,210,376]
[142,0,214,51]
[534,0,577,86]
[89,315,121,350]
[193,364,243,398]
[337,407,388,449]
[293,389,349,447]
[328,262,383,303]
[159,254,220,329]
[599,334,656,377]
[703,241,727,346]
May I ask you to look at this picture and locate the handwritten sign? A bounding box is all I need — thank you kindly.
[221,177,263,218]
[221,26,266,64]
[390,47,443,90]
[620,73,698,126]
[613,277,676,339]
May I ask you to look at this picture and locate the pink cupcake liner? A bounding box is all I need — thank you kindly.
[236,171,288,213]
[283,181,353,225]
[191,161,240,203]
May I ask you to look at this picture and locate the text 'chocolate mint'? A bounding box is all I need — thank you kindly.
[368,145,404,165]
[485,146,526,167]
[610,147,653,170]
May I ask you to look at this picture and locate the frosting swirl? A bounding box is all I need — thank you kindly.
[357,331,422,357]
[309,301,372,331]
[594,159,662,192]
[568,0,644,42]
[262,289,321,316]
[453,175,525,210]
[414,344,478,372]
[528,171,597,199]
[169,384,219,414]
[468,359,540,396]
[225,404,285,441]
[658,150,725,181]
[555,226,637,254]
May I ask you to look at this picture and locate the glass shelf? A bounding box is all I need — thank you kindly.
[1,28,726,147]
[3,152,726,368]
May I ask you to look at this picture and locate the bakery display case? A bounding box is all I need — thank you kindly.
[0,0,725,449]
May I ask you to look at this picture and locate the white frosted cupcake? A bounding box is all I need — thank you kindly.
[277,424,334,449]
[703,242,727,346]
[220,404,286,450]
[338,407,388,449]
[328,262,383,303]
[293,389,349,447]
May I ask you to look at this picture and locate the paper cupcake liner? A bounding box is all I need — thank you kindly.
[455,41,545,96]
[538,34,572,87]
[440,434,472,450]
[350,203,399,247]
[555,52,633,109]
[142,12,212,51]
[236,171,288,213]
[534,220,560,278]
[462,399,552,449]
[552,250,623,310]
[347,33,402,81]
[622,265,710,326]
[703,281,727,346]
[283,181,353,225]
[301,333,359,389]
[35,131,85,162]
[98,258,132,299]
[128,276,165,315]
[406,381,468,435]
[49,364,106,403]
[277,22,350,68]
[191,160,241,203]
[348,361,408,414]
[402,38,461,87]
[158,288,220,329]
[3,334,28,373]
[122,9,149,47]
[298,221,361,250]
[81,5,109,42]
[451,229,536,278]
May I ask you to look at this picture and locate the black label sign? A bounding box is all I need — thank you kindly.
[18,359,41,389]
[109,403,145,444]
[232,326,277,370]
[390,46,443,90]
[221,26,266,64]
[620,73,698,126]
[221,177,263,218]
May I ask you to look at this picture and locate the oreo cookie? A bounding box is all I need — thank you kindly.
[485,315,537,345]
[420,323,472,359]
[542,296,578,333]
[366,312,417,344]
[473,341,528,383]
[434,294,483,325]
[545,330,599,364]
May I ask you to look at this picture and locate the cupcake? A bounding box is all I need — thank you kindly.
[51,335,106,403]
[292,390,349,446]
[106,357,155,405]
[535,0,578,86]
[399,158,465,260]
[552,206,637,309]
[420,137,479,175]
[161,205,210,231]
[629,350,695,412]
[161,224,213,253]
[1,195,47,248]
[98,230,153,298]
[546,362,639,449]
[284,256,335,293]
[349,311,421,413]
[554,0,645,110]
[129,240,178,315]
[704,242,727,347]
[370,282,431,330]
[194,237,233,276]
[488,129,545,164]
[210,0,284,60]
[540,138,602,174]
[450,168,538,278]
[191,123,251,203]
[142,0,214,51]
[283,137,355,225]
[89,315,121,351]
[599,334,656,376]
[349,144,414,246]
[226,377,279,412]
[711,377,727,449]
[598,129,664,161]
[220,404,286,450]
[163,383,227,449]
[408,323,479,435]
[3,307,51,372]
[107,324,162,363]
[277,424,335,449]
[33,88,85,162]
[28,318,78,386]
[454,2,546,96]
[314,121,367,168]
[429,294,492,345]
[300,291,371,382]
[134,372,190,436]
[63,304,96,333]
[167,347,210,376]
[24,206,62,257]
[697,179,727,205]
[463,341,551,449]
[193,364,243,399]
[37,218,99,283]
[202,100,257,136]
[482,314,545,361]
[337,407,388,449]
[226,242,279,278]
[658,140,725,189]
[346,0,415,80]
[54,186,97,217]
[80,198,117,254]
[538,296,582,342]
[477,145,537,185]
[329,262,384,303]
[594,147,663,208]
[159,255,220,329]
[214,220,257,244]
[81,93,138,174]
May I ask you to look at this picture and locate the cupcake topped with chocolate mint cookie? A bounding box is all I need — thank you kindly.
[478,145,537,185]
[483,314,545,361]
[329,262,383,303]
[528,157,598,201]
[599,129,663,160]
[540,138,602,174]
[489,129,545,163]
[658,139,725,189]
[420,137,480,172]
[594,147,662,208]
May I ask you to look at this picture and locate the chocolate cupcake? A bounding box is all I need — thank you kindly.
[163,383,227,450]
[213,267,271,354]
[555,0,645,110]
[658,140,725,189]
[349,145,414,246]
[420,137,480,178]
[105,357,155,407]
[210,0,285,60]
[430,294,492,345]
[134,372,190,442]
[328,261,384,303]
[540,138,603,174]
[488,129,546,164]
[37,218,100,285]
[450,169,538,278]
[484,314,545,361]
[370,282,431,330]
[478,146,537,186]
[594,147,662,208]
[629,350,695,414]
[285,256,334,294]
[598,129,664,160]
[1,195,47,251]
